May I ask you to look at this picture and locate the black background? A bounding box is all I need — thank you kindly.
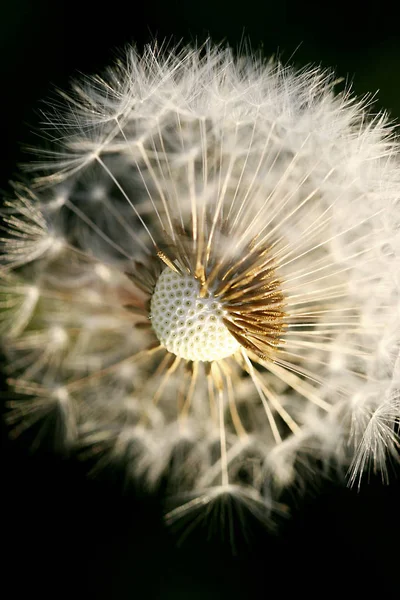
[1,1,400,597]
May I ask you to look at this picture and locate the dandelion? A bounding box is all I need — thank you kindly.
[1,43,400,532]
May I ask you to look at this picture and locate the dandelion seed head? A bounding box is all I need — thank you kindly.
[1,42,400,536]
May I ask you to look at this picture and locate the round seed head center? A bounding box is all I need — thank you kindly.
[150,268,240,362]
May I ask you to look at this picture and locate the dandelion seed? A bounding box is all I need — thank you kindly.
[1,43,400,536]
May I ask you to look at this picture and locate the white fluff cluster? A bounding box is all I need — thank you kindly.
[1,44,399,529]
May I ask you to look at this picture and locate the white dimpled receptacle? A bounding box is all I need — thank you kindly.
[150,268,240,362]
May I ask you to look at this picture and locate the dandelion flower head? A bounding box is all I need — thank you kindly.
[1,44,400,528]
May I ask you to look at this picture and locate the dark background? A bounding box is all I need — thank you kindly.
[1,1,400,597]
